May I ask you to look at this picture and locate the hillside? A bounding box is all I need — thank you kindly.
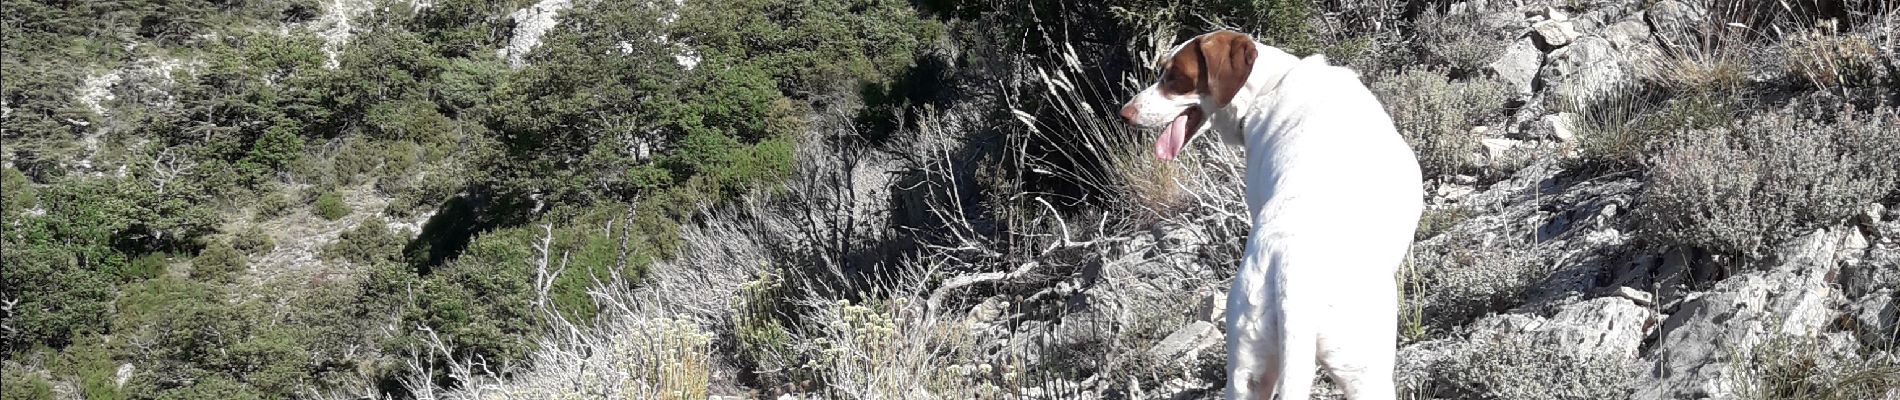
[3,0,1897,399]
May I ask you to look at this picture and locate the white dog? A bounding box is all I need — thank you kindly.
[1118,30,1423,400]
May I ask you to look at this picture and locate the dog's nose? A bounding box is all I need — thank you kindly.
[1119,104,1138,123]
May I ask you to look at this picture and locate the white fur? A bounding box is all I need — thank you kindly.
[1122,39,1424,400]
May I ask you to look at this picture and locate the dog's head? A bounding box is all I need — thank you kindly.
[1118,30,1259,161]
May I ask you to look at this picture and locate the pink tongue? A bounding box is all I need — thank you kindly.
[1154,114,1191,160]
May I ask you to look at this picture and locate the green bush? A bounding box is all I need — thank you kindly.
[191,240,246,283]
[50,338,122,400]
[232,226,276,255]
[122,253,172,282]
[323,217,406,265]
[1741,335,1900,400]
[255,189,291,220]
[313,191,350,220]
[1414,7,1505,74]
[1,168,35,216]
[112,278,312,398]
[1,366,54,400]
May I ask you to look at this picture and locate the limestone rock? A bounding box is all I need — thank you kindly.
[1539,36,1630,105]
[499,0,574,68]
[1645,0,1708,51]
[1487,38,1544,98]
[1148,321,1221,366]
[1532,20,1580,49]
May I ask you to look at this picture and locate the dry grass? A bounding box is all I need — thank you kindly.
[1645,0,1772,93]
[1738,335,1900,400]
[1783,20,1884,91]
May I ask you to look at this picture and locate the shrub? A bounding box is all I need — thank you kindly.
[323,217,405,265]
[1432,334,1637,400]
[0,168,35,215]
[191,240,246,283]
[112,278,312,398]
[50,338,122,400]
[1371,68,1513,177]
[1783,24,1883,90]
[1637,108,1900,257]
[232,225,275,255]
[313,191,349,220]
[1739,335,1900,400]
[255,189,292,220]
[122,253,171,282]
[1409,240,1547,330]
[1,366,54,400]
[1414,6,1505,74]
[1415,206,1471,241]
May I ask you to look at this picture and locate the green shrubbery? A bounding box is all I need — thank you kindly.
[2,0,944,395]
[313,191,349,220]
[0,366,54,400]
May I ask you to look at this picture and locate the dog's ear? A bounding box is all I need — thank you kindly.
[1197,30,1257,108]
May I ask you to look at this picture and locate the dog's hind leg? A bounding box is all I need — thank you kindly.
[1272,298,1318,400]
[1316,269,1400,400]
[1225,249,1281,400]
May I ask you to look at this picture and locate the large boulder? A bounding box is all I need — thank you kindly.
[1635,229,1853,400]
[1465,296,1654,361]
[1488,38,1544,98]
[1538,36,1632,105]
[1645,0,1709,51]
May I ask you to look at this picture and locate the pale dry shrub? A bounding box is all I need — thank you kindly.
[1431,333,1637,400]
[1407,235,1548,332]
[442,316,714,400]
[1638,108,1900,258]
[1370,68,1512,178]
[795,295,985,399]
[1738,335,1900,400]
[1413,6,1505,74]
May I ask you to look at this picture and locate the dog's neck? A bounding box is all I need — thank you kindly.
[1206,44,1304,147]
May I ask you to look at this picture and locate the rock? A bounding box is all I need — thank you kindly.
[1532,20,1580,49]
[1487,38,1544,98]
[1615,286,1654,306]
[115,363,134,388]
[1848,291,1896,348]
[1639,267,1841,400]
[1480,137,1535,168]
[1538,36,1629,105]
[1195,289,1226,323]
[1464,297,1653,361]
[498,0,574,68]
[1843,244,1900,300]
[1148,321,1222,366]
[1603,19,1662,64]
[1645,0,1708,50]
[1522,112,1579,143]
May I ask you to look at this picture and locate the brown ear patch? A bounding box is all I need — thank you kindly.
[1197,30,1257,108]
[1158,38,1203,97]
